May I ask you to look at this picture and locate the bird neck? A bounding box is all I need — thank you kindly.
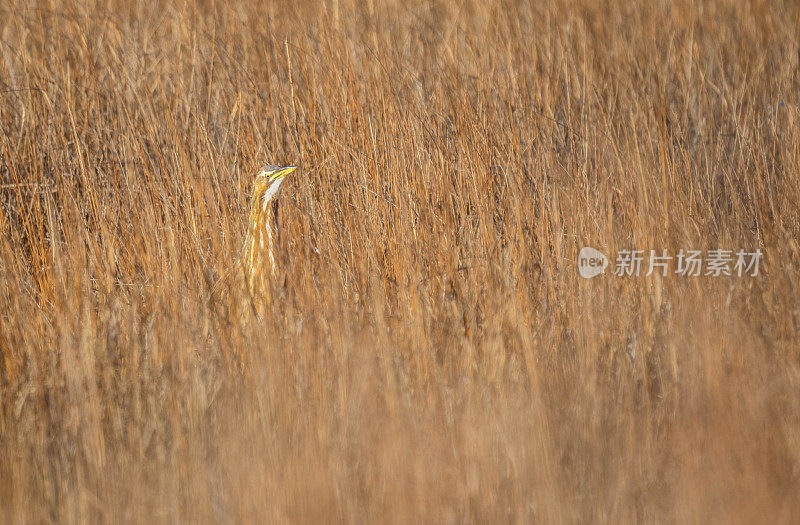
[243,190,281,290]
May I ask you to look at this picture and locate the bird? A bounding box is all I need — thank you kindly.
[241,164,297,302]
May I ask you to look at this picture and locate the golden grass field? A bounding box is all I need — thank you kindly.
[1,0,799,522]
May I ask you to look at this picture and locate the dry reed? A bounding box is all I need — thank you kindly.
[1,0,799,522]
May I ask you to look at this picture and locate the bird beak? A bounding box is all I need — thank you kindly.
[269,166,297,181]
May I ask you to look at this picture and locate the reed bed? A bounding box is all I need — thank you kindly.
[1,0,799,521]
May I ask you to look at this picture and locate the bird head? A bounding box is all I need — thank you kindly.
[252,165,297,207]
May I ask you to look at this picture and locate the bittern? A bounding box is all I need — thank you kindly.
[241,165,297,299]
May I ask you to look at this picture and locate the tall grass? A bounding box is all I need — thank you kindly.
[1,0,799,521]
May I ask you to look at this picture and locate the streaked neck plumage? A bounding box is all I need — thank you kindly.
[243,176,285,291]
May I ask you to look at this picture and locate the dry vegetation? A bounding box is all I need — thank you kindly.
[1,0,800,522]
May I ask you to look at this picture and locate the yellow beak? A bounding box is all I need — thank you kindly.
[269,165,297,181]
